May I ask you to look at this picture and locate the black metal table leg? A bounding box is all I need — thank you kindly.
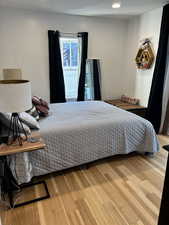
[11,180,50,208]
[0,156,50,208]
[0,156,20,207]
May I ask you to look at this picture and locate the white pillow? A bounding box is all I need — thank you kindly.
[19,112,40,130]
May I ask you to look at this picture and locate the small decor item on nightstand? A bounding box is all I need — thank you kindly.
[28,136,41,143]
[121,95,140,105]
[0,80,32,146]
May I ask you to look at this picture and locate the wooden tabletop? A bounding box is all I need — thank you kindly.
[0,131,46,156]
[104,99,146,110]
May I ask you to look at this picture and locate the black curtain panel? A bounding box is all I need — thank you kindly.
[48,30,66,103]
[77,32,88,101]
[146,4,169,133]
[93,59,101,100]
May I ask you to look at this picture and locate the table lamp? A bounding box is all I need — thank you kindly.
[0,80,32,145]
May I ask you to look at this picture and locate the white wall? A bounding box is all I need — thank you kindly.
[124,16,140,97]
[125,8,163,106]
[0,7,129,102]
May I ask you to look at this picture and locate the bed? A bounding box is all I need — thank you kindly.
[9,101,159,184]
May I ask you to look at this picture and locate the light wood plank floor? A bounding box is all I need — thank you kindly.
[1,135,168,225]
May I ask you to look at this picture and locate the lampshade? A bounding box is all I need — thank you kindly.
[3,69,22,80]
[0,80,32,113]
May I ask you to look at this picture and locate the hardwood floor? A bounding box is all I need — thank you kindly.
[1,135,168,225]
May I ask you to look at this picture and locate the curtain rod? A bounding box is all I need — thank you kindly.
[60,32,78,37]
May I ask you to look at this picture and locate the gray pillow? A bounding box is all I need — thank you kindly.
[0,113,31,135]
[19,112,40,130]
[0,123,9,137]
[26,105,39,121]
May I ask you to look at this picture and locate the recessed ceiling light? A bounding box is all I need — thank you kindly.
[112,1,121,8]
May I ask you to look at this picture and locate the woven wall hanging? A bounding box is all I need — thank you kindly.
[135,39,155,70]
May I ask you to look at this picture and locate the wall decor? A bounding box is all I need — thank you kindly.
[135,39,155,70]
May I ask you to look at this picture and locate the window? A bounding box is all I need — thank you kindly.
[60,37,81,101]
[85,60,94,100]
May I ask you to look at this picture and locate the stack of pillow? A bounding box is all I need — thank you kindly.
[0,96,49,139]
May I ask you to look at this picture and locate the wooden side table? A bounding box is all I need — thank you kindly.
[104,99,147,118]
[0,132,50,208]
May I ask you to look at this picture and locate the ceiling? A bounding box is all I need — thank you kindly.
[0,0,167,18]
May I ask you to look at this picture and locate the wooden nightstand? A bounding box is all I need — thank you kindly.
[0,132,50,208]
[104,99,147,118]
[0,132,45,156]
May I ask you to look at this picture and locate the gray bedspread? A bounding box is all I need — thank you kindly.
[9,101,159,184]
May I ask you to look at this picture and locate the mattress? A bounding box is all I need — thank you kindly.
[9,101,159,184]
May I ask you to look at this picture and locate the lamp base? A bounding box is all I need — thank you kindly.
[8,113,27,146]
